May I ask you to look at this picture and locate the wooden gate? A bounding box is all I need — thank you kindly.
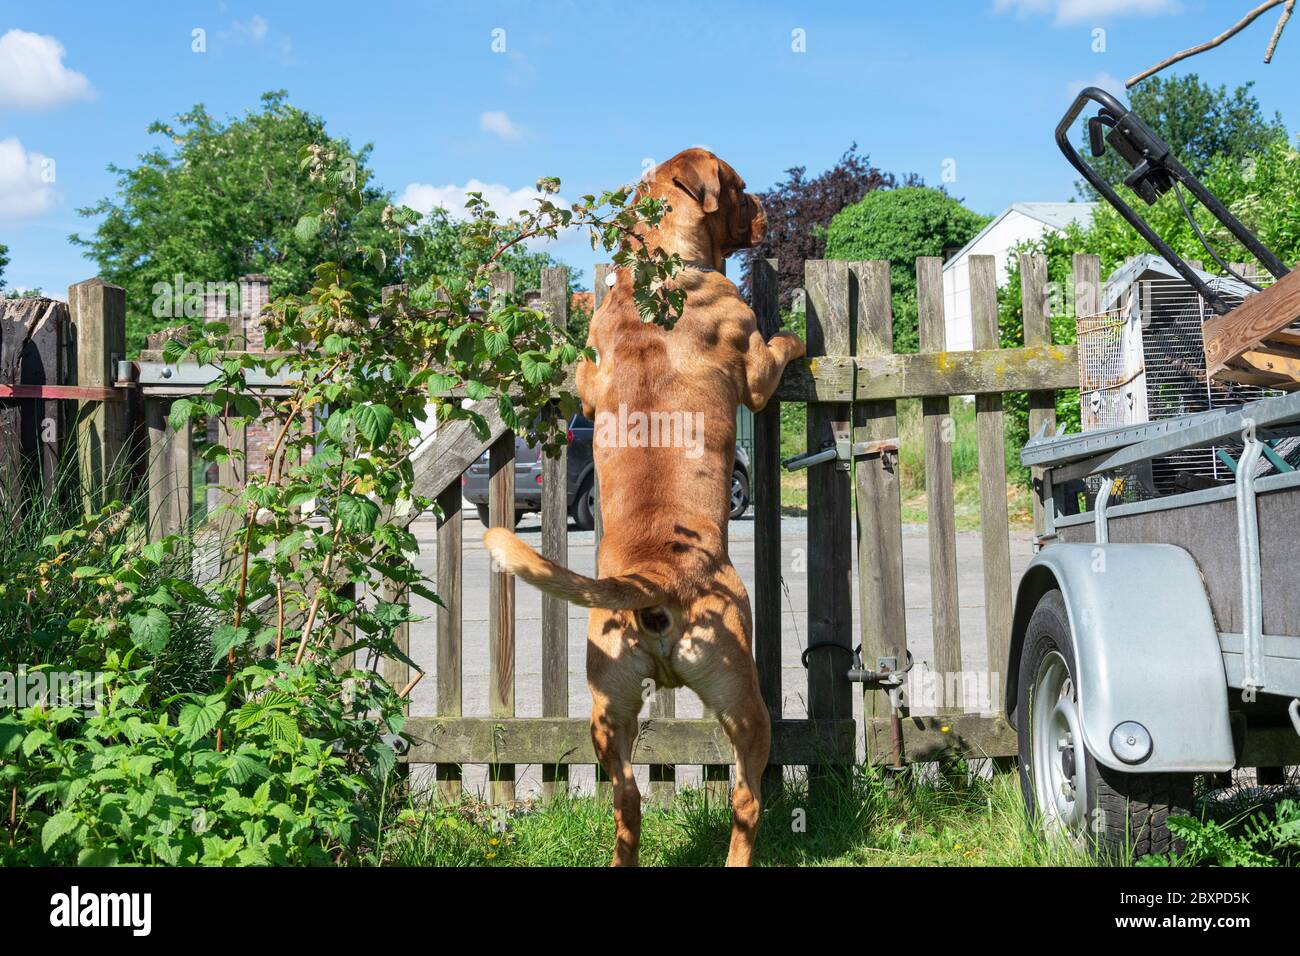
[127,252,1085,801]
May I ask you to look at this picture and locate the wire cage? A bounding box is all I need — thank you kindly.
[1076,256,1283,500]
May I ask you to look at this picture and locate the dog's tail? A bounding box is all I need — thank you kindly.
[483,527,671,612]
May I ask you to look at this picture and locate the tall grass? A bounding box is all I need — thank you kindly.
[378,764,1095,867]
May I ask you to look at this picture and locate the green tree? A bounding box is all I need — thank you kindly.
[1080,74,1285,192]
[824,187,989,351]
[0,242,8,292]
[71,91,396,353]
[404,205,586,341]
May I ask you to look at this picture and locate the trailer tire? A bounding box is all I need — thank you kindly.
[1017,589,1194,860]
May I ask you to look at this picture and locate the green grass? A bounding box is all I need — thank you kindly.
[377,764,1095,867]
[779,398,1034,530]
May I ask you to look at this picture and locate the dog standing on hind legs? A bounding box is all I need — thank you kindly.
[484,148,805,866]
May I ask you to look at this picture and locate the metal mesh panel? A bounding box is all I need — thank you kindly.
[1077,272,1278,501]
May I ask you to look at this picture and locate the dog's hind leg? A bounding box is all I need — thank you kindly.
[714,677,771,867]
[590,700,642,866]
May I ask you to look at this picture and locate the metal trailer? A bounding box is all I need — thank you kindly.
[1007,389,1300,857]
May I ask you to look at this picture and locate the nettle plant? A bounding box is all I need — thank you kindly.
[1,147,682,865]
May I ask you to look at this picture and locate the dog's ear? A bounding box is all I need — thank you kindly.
[671,154,721,214]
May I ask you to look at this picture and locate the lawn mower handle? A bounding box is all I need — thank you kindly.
[1056,86,1290,315]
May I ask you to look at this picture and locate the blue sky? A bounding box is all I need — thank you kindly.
[3,0,1299,294]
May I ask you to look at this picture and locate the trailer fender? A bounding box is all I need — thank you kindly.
[1006,543,1234,773]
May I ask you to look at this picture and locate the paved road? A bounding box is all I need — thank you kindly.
[403,508,1035,797]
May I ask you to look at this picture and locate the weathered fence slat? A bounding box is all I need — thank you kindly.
[435,484,463,800]
[918,258,963,715]
[487,272,517,803]
[1021,253,1056,539]
[68,279,128,512]
[751,258,784,799]
[854,261,910,764]
[539,267,572,802]
[803,260,855,785]
[403,716,857,766]
[970,255,1012,734]
[146,399,192,541]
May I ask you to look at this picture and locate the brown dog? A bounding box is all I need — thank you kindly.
[484,148,805,866]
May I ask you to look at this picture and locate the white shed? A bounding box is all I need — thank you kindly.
[941,202,1097,351]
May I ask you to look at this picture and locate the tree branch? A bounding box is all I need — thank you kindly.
[1126,0,1288,88]
[1265,0,1296,61]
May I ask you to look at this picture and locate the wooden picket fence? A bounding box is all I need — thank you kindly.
[7,253,1088,803]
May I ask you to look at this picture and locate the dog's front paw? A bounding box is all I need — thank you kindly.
[774,330,806,360]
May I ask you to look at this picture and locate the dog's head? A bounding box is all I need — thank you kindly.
[644,148,765,262]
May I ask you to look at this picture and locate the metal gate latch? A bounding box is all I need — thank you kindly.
[783,436,899,472]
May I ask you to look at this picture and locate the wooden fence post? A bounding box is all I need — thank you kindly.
[804,260,855,790]
[0,298,67,505]
[145,399,193,541]
[917,257,963,716]
[751,258,784,800]
[1022,253,1056,539]
[487,271,517,803]
[970,255,1013,768]
[435,484,463,801]
[854,261,909,764]
[540,267,572,802]
[591,262,611,800]
[68,279,128,512]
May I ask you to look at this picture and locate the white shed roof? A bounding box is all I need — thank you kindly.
[943,202,1098,272]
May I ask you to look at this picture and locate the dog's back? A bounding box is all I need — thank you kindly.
[582,267,755,599]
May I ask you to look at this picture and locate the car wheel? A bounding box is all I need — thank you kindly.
[1016,589,1194,860]
[571,476,596,531]
[729,469,750,520]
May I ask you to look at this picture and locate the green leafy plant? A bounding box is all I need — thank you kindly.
[1141,799,1300,867]
[3,142,679,866]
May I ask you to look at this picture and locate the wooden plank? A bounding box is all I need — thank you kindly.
[145,398,192,541]
[1204,267,1300,379]
[1227,349,1300,390]
[751,258,783,801]
[772,356,857,402]
[917,258,962,716]
[402,397,509,523]
[0,299,59,506]
[803,260,855,780]
[1021,254,1057,538]
[970,256,1012,726]
[591,264,611,560]
[435,484,463,800]
[403,717,857,766]
[68,279,129,511]
[852,261,910,765]
[380,578,410,713]
[867,713,1018,763]
[487,428,516,803]
[539,266,571,802]
[18,301,65,500]
[773,349,1077,403]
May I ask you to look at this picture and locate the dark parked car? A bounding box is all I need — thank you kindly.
[463,413,751,530]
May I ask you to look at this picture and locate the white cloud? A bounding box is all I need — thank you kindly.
[479,110,524,142]
[227,15,270,43]
[396,179,562,221]
[1066,70,1125,100]
[0,29,94,111]
[219,15,295,64]
[0,138,59,219]
[995,0,1182,24]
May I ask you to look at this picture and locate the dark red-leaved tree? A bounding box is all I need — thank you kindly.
[739,144,920,311]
